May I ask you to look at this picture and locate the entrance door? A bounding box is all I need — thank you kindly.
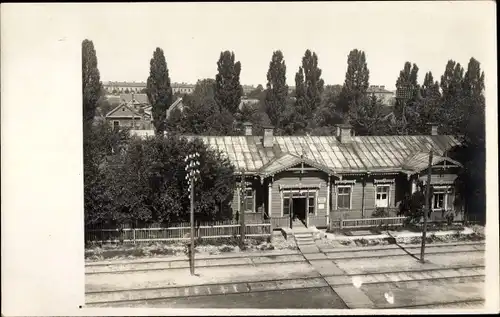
[292,198,307,223]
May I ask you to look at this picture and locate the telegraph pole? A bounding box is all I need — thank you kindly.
[185,152,200,275]
[420,149,433,263]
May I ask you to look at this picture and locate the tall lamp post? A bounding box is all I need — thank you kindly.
[185,152,200,275]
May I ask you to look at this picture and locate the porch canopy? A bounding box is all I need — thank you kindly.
[401,152,463,175]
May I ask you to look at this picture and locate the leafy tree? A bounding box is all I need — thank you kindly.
[448,57,486,223]
[412,72,441,134]
[338,49,370,120]
[168,78,237,135]
[350,95,391,135]
[82,39,102,129]
[313,85,344,129]
[214,51,243,114]
[264,50,289,129]
[193,78,216,101]
[99,135,237,226]
[398,180,434,224]
[247,84,265,100]
[84,121,131,227]
[146,47,173,135]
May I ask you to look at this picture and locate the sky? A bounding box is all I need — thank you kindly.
[42,2,498,90]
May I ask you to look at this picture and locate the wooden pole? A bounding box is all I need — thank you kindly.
[240,172,245,245]
[420,150,433,263]
[190,178,195,275]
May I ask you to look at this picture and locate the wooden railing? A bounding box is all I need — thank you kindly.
[271,216,290,229]
[329,208,400,220]
[340,217,406,229]
[85,220,271,244]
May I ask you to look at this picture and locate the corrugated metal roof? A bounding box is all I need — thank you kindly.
[131,131,461,175]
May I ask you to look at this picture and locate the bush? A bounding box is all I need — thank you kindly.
[372,208,390,218]
[220,246,234,252]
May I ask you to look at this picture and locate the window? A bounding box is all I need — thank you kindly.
[283,196,291,215]
[243,188,254,212]
[375,185,390,208]
[337,186,351,209]
[433,193,445,210]
[308,197,315,214]
[113,121,120,130]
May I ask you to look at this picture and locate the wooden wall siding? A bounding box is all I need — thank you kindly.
[419,173,458,184]
[273,171,329,217]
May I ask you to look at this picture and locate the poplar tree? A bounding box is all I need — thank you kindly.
[338,49,370,120]
[394,62,420,133]
[146,47,173,136]
[264,50,288,129]
[82,39,102,130]
[439,60,464,134]
[290,50,324,134]
[214,51,243,114]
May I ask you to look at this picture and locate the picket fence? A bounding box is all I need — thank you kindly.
[85,219,272,244]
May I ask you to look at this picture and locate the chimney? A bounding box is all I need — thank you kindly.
[428,123,439,136]
[262,125,274,148]
[243,122,253,136]
[335,123,354,143]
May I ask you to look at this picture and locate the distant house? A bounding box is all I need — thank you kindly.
[103,81,195,95]
[366,85,395,106]
[130,123,464,227]
[166,97,185,119]
[171,83,195,95]
[105,100,153,130]
[239,98,260,111]
[103,81,146,94]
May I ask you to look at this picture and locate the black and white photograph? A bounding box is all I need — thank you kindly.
[2,1,499,315]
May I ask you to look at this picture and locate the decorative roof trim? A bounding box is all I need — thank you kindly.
[258,152,336,178]
[374,178,396,184]
[334,179,356,185]
[279,184,322,191]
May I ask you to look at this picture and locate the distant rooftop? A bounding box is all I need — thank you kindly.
[367,85,393,94]
[103,81,195,88]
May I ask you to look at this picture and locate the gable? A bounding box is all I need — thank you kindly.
[258,152,334,177]
[106,103,141,118]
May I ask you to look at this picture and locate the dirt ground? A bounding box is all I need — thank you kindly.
[316,226,485,248]
[85,232,297,262]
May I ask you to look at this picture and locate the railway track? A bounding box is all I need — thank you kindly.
[85,265,485,306]
[85,242,484,275]
[388,298,485,309]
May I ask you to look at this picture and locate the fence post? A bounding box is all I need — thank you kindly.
[340,212,344,230]
[133,228,136,244]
